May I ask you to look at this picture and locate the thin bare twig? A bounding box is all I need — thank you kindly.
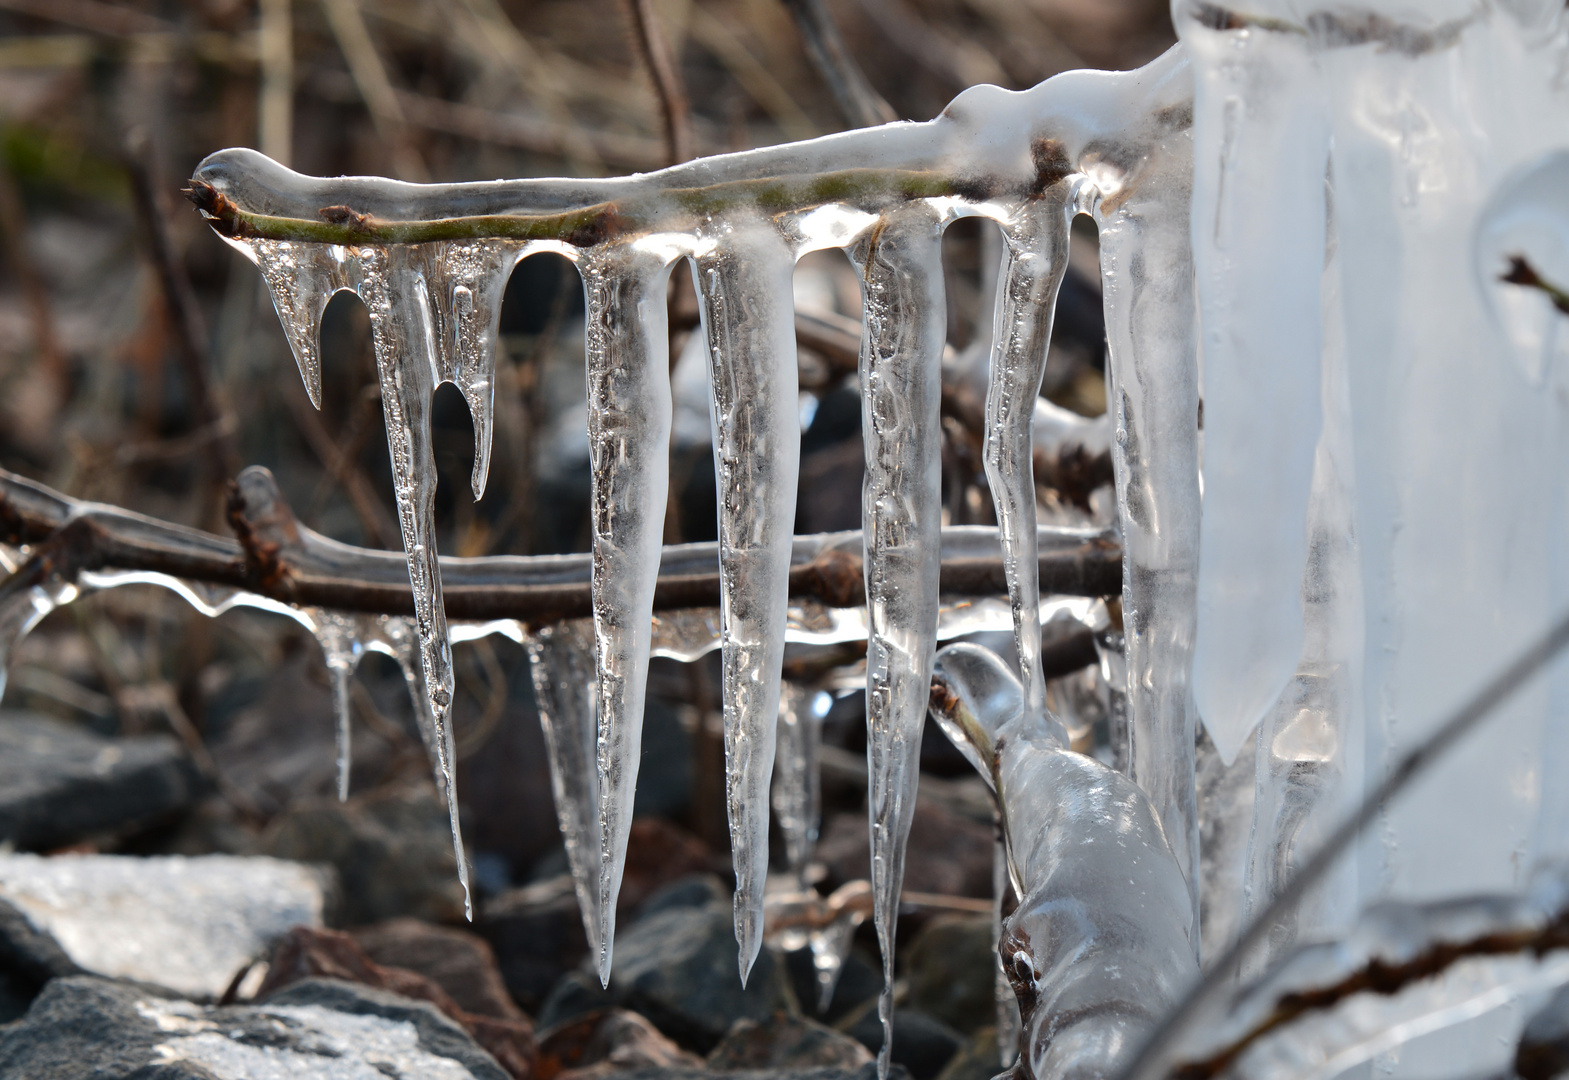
[619,0,694,164]
[0,465,1121,625]
[781,0,896,128]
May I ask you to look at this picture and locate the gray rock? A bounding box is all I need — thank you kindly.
[784,946,882,1024]
[607,899,797,1053]
[905,916,997,1035]
[0,974,509,1078]
[0,711,200,849]
[479,874,589,1013]
[536,968,616,1031]
[0,896,81,1022]
[707,1011,873,1070]
[934,1027,1005,1080]
[0,851,330,999]
[842,1006,963,1080]
[261,782,466,924]
[602,1067,894,1080]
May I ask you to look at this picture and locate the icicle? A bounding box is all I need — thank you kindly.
[358,244,471,919]
[772,681,826,886]
[376,614,444,786]
[1093,110,1203,926]
[982,199,1072,727]
[579,246,675,983]
[806,902,863,1013]
[692,225,801,982]
[525,619,604,961]
[1180,12,1329,766]
[0,574,78,704]
[239,239,358,408]
[846,204,947,1078]
[425,240,518,499]
[309,610,366,802]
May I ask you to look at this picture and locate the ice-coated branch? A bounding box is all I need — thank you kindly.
[0,466,1122,623]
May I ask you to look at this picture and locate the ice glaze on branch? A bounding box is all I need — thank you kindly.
[0,466,1121,623]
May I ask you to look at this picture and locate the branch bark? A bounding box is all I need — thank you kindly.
[0,466,1121,626]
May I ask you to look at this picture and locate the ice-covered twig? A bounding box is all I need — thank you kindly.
[928,643,1198,1080]
[1118,606,1569,1080]
[0,465,1121,622]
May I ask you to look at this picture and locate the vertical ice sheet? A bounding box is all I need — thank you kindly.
[1095,124,1202,925]
[847,204,946,1077]
[580,246,674,983]
[309,610,367,802]
[526,619,604,959]
[692,226,802,981]
[1181,12,1329,766]
[982,200,1072,726]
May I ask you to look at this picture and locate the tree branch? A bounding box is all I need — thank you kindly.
[0,466,1121,626]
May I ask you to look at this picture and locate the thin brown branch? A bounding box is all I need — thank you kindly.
[782,0,897,128]
[0,466,1121,626]
[280,388,398,550]
[125,143,241,488]
[619,0,694,165]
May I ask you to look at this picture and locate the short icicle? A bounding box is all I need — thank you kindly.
[310,610,366,802]
[526,619,604,960]
[580,246,675,984]
[358,244,472,918]
[240,239,358,408]
[692,224,801,982]
[982,200,1072,724]
[847,204,947,1078]
[773,680,824,886]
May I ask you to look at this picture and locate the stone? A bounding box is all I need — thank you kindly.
[934,1028,1005,1080]
[0,974,510,1078]
[537,1008,700,1080]
[564,1066,894,1080]
[480,873,590,1013]
[605,896,797,1053]
[616,818,716,915]
[260,781,466,924]
[904,916,997,1035]
[0,711,200,850]
[0,851,329,999]
[352,916,525,1022]
[0,896,81,1022]
[841,1006,963,1080]
[816,800,993,900]
[537,968,616,1031]
[707,1011,873,1070]
[257,925,535,1079]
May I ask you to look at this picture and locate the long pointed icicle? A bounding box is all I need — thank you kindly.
[526,620,604,961]
[580,247,674,984]
[982,200,1072,725]
[848,205,946,1079]
[692,226,801,982]
[358,245,472,918]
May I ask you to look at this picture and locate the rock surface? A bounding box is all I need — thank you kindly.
[352,916,525,1023]
[0,711,200,849]
[816,800,993,900]
[707,1012,873,1070]
[904,916,997,1035]
[537,1008,701,1080]
[0,851,329,999]
[0,974,510,1078]
[257,925,535,1078]
[479,874,590,1013]
[842,1006,963,1080]
[0,896,81,1022]
[260,782,466,924]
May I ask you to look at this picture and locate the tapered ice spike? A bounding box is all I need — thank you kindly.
[982,202,1072,725]
[242,239,358,409]
[580,247,675,983]
[526,621,604,961]
[773,681,825,884]
[429,240,518,501]
[847,205,946,1080]
[692,226,801,983]
[310,610,366,802]
[358,246,472,920]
